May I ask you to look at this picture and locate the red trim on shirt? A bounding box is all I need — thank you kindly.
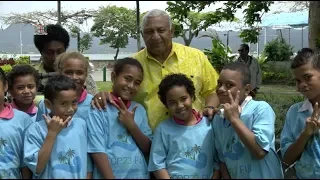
[0,103,14,119]
[110,92,131,109]
[173,109,202,125]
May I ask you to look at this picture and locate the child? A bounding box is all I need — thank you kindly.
[0,68,33,179]
[36,51,94,121]
[148,73,220,179]
[280,53,320,178]
[212,62,283,178]
[87,57,153,179]
[7,64,40,122]
[23,75,90,178]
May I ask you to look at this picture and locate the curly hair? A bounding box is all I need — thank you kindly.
[34,24,70,53]
[291,49,320,70]
[44,75,77,102]
[158,73,195,106]
[7,64,40,90]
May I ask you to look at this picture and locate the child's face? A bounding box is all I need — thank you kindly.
[293,62,320,101]
[61,58,87,92]
[165,85,193,121]
[9,75,37,105]
[45,90,78,121]
[111,65,143,101]
[216,69,250,105]
[0,80,8,105]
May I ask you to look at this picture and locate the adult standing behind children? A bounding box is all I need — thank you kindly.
[237,44,262,97]
[33,24,98,96]
[92,9,220,130]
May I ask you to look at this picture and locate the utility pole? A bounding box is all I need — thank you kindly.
[136,1,141,51]
[57,1,61,25]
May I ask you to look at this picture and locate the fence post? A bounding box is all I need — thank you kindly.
[103,66,106,82]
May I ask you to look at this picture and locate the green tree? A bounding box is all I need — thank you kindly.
[166,1,274,44]
[166,1,320,51]
[91,5,137,60]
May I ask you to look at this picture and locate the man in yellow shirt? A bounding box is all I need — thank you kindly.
[92,9,220,130]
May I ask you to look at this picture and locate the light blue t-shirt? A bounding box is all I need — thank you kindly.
[0,108,33,179]
[35,93,93,122]
[148,116,219,179]
[212,100,283,178]
[280,100,320,178]
[23,116,89,179]
[87,101,153,179]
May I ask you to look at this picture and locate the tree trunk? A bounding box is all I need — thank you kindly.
[114,48,119,60]
[136,1,141,51]
[77,32,81,52]
[309,1,320,52]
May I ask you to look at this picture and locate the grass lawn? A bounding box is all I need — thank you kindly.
[96,81,297,94]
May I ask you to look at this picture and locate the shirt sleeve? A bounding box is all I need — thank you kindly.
[137,105,153,140]
[21,115,34,168]
[212,119,225,163]
[280,105,296,158]
[148,126,167,172]
[252,102,276,152]
[23,123,44,177]
[211,127,220,170]
[87,108,107,153]
[199,51,220,98]
[35,100,50,122]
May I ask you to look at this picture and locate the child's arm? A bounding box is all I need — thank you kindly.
[211,170,220,179]
[281,103,320,165]
[219,163,231,179]
[126,124,151,155]
[86,172,93,179]
[90,153,115,179]
[153,169,170,179]
[113,100,152,155]
[36,115,71,174]
[21,167,32,179]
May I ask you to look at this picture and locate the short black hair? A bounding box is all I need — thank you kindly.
[240,44,250,51]
[291,53,320,70]
[222,62,251,86]
[44,75,77,102]
[7,64,40,90]
[34,24,70,53]
[113,57,143,75]
[158,73,195,106]
[295,48,314,61]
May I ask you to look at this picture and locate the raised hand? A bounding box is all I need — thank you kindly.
[112,97,138,130]
[304,102,320,136]
[223,90,241,122]
[43,114,72,136]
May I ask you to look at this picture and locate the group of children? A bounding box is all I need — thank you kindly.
[0,48,319,179]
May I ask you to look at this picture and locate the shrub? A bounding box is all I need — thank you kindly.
[202,32,236,72]
[256,93,304,139]
[263,36,293,62]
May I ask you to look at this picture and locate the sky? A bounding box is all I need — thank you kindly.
[0,1,294,32]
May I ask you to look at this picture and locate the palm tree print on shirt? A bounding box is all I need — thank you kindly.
[184,144,202,160]
[58,149,76,165]
[117,131,130,143]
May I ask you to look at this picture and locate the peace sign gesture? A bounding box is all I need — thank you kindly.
[112,97,138,130]
[304,102,320,136]
[43,114,72,136]
[222,90,241,122]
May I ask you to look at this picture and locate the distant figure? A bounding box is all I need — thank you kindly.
[237,44,262,97]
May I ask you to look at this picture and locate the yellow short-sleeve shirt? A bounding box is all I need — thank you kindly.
[132,42,219,131]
